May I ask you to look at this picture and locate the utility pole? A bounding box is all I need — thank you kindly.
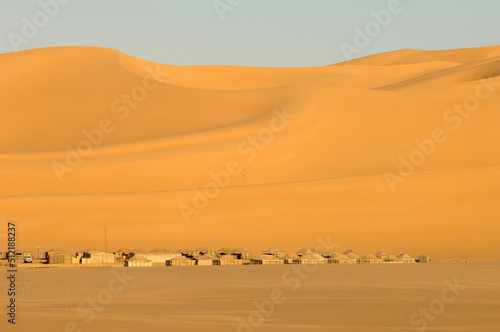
[104,223,107,264]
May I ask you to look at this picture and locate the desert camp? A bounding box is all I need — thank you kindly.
[11,246,422,267]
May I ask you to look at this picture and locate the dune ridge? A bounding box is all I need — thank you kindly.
[0,46,499,257]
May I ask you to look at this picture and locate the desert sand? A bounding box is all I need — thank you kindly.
[0,46,499,258]
[0,263,499,331]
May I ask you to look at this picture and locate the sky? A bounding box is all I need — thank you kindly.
[0,0,499,67]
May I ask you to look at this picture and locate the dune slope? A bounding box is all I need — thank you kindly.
[0,46,499,257]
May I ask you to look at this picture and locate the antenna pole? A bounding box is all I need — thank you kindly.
[104,223,107,264]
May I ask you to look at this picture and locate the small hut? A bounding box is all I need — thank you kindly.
[359,254,382,264]
[309,247,324,255]
[397,253,415,263]
[196,254,220,266]
[328,253,355,264]
[283,253,301,264]
[151,247,172,253]
[418,255,430,263]
[296,249,316,257]
[166,255,195,266]
[375,251,388,259]
[346,252,360,263]
[298,253,327,264]
[125,256,152,267]
[137,252,180,262]
[220,254,243,266]
[81,251,115,264]
[114,248,132,260]
[216,247,233,257]
[190,247,217,258]
[384,254,401,263]
[323,250,338,258]
[231,248,253,260]
[261,248,288,259]
[46,250,73,264]
[251,254,284,265]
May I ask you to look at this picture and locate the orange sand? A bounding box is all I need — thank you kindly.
[0,46,499,258]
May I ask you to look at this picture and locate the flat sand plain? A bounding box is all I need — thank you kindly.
[1,263,499,331]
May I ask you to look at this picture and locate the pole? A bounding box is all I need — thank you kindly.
[37,246,39,261]
[104,223,107,264]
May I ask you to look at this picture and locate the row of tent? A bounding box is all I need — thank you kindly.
[160,250,423,267]
[42,247,427,266]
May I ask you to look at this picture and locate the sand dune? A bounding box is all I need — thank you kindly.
[0,46,499,258]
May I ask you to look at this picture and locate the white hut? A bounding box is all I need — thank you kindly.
[397,253,415,263]
[196,254,220,266]
[323,250,338,258]
[328,253,355,264]
[220,254,243,265]
[261,248,287,259]
[251,254,284,265]
[82,251,115,264]
[359,254,382,264]
[166,255,195,266]
[231,248,253,260]
[418,255,430,263]
[46,250,73,264]
[283,253,301,264]
[346,252,360,263]
[125,256,152,267]
[298,253,327,264]
[384,254,401,263]
[296,249,316,257]
[132,251,180,263]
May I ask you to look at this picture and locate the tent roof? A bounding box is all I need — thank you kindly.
[255,254,280,261]
[197,254,218,260]
[79,248,96,253]
[220,255,237,260]
[128,256,149,261]
[385,254,400,261]
[311,252,327,260]
[151,248,171,252]
[170,255,192,261]
[397,253,414,260]
[263,248,285,253]
[297,249,315,256]
[363,254,380,260]
[115,248,132,253]
[331,253,350,260]
[284,253,300,259]
[347,253,360,259]
[195,247,214,252]
[300,254,326,260]
[47,250,71,255]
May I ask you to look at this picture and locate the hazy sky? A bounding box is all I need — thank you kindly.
[1,0,499,67]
